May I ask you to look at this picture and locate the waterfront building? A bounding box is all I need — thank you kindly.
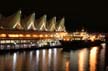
[0,10,66,32]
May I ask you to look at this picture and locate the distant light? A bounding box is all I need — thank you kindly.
[32,34,38,37]
[39,34,43,37]
[65,60,69,71]
[19,34,24,37]
[90,47,98,71]
[8,34,19,37]
[25,34,31,37]
[45,34,48,37]
[13,53,17,70]
[90,47,98,55]
[50,35,53,37]
[36,50,39,59]
[90,35,96,42]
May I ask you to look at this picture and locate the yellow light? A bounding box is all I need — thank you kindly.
[80,32,84,36]
[32,34,37,37]
[90,47,97,55]
[8,34,19,37]
[25,34,31,37]
[90,35,96,42]
[39,34,43,37]
[15,35,19,37]
[8,34,13,37]
[19,34,24,37]
[90,47,98,71]
[45,34,48,37]
[63,39,66,41]
[50,35,53,37]
[67,38,70,41]
[78,49,87,71]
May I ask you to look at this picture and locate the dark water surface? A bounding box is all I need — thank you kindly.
[0,43,106,71]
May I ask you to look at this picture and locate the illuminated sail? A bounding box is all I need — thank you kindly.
[56,18,66,32]
[36,15,47,31]
[22,13,36,30]
[47,17,56,31]
[1,10,23,29]
[0,11,67,32]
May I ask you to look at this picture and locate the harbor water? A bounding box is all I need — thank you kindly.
[0,43,107,71]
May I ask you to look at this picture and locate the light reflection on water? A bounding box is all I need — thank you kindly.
[13,53,17,71]
[78,48,89,71]
[0,44,106,71]
[90,47,98,71]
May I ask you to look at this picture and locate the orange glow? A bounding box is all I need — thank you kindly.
[80,32,84,36]
[90,47,97,55]
[45,34,48,37]
[65,60,69,71]
[39,34,43,37]
[50,34,53,37]
[66,38,69,41]
[0,34,6,37]
[8,34,25,38]
[90,35,96,42]
[90,47,98,71]
[8,34,19,37]
[19,34,24,37]
[32,34,38,37]
[63,38,70,41]
[78,49,87,71]
[63,39,66,41]
[25,34,31,37]
[61,32,67,35]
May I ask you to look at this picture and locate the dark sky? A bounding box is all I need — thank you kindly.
[0,0,107,32]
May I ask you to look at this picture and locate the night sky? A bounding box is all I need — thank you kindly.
[0,0,107,32]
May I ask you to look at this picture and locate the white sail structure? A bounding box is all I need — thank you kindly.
[1,10,23,29]
[47,17,56,31]
[56,18,66,32]
[0,11,66,32]
[21,13,36,30]
[12,10,22,29]
[36,15,47,31]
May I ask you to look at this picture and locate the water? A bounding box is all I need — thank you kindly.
[0,43,106,71]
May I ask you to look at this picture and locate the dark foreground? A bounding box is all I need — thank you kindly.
[60,40,104,50]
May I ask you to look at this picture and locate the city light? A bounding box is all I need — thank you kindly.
[8,34,19,37]
[39,34,43,37]
[32,34,37,38]
[90,47,98,71]
[44,34,48,37]
[25,34,31,37]
[19,34,24,37]
[89,35,96,42]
